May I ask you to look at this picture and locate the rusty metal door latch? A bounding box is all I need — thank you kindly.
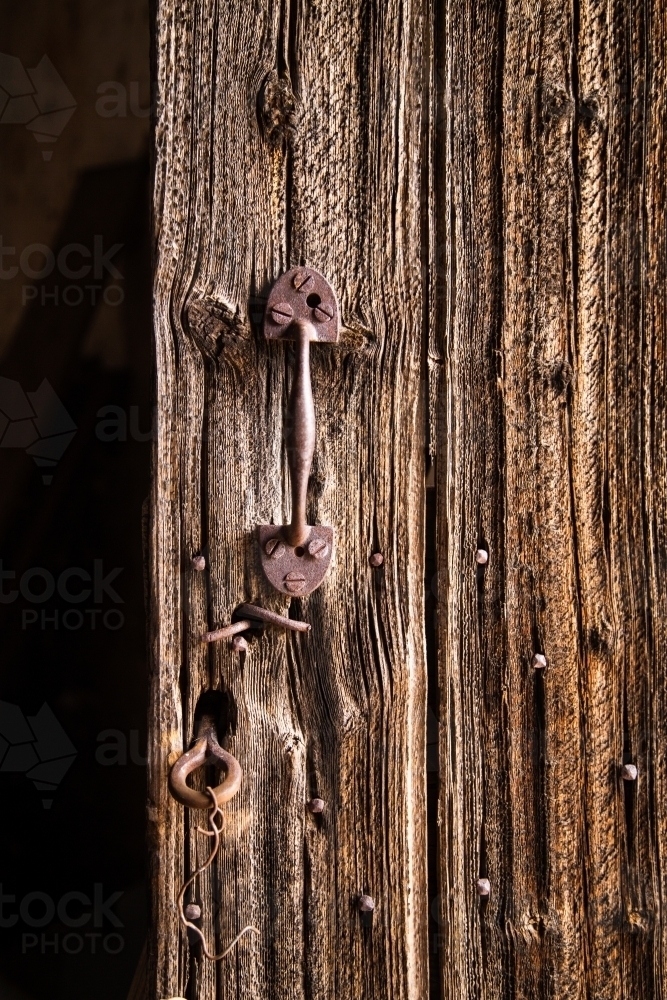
[169,716,259,960]
[258,267,340,596]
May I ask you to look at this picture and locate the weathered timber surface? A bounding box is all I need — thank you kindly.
[149,2,428,999]
[435,0,667,997]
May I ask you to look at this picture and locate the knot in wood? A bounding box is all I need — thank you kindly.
[541,84,573,124]
[259,71,300,144]
[538,357,573,397]
[578,95,602,130]
[185,298,251,355]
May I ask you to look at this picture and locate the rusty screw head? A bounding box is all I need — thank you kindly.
[265,537,286,560]
[292,270,314,292]
[313,302,334,323]
[358,895,376,912]
[308,537,329,560]
[192,555,206,571]
[284,572,306,593]
[475,549,489,565]
[532,653,547,670]
[231,635,248,654]
[476,878,491,897]
[621,764,638,781]
[184,903,201,920]
[270,301,293,325]
[308,798,325,814]
[369,552,384,567]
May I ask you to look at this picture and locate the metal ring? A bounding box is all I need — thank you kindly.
[169,718,242,810]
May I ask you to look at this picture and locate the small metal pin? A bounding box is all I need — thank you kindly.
[236,604,311,633]
[307,798,325,814]
[476,878,491,897]
[621,764,638,781]
[369,552,384,567]
[475,549,489,565]
[184,903,201,920]
[358,895,376,912]
[192,555,206,571]
[203,605,311,644]
[230,635,248,654]
[532,653,547,670]
[202,620,253,643]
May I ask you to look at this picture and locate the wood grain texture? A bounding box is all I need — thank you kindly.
[149,2,428,999]
[434,0,667,997]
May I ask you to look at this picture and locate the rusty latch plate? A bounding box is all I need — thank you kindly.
[264,266,340,343]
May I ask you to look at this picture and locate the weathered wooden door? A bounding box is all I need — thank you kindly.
[149,1,667,999]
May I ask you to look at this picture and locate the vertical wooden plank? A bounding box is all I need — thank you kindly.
[435,0,667,998]
[574,0,626,993]
[437,0,588,990]
[501,1,587,996]
[645,2,667,994]
[150,2,429,999]
[433,1,506,996]
[576,0,667,993]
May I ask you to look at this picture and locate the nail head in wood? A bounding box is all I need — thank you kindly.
[475,549,489,565]
[192,555,206,571]
[184,903,201,920]
[532,653,547,670]
[358,895,376,912]
[307,798,325,814]
[621,764,638,781]
[476,878,491,897]
[369,552,384,567]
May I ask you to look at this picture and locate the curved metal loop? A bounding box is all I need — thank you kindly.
[169,715,242,810]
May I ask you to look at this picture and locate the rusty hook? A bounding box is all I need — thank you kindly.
[169,715,242,810]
